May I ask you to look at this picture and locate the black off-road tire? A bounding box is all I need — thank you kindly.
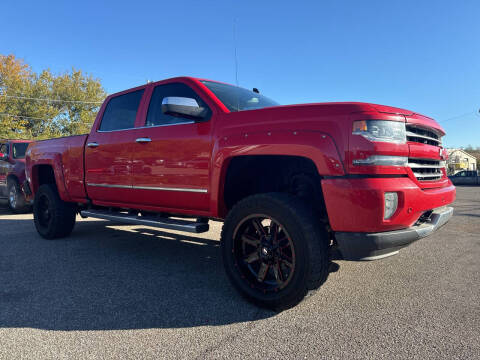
[33,184,76,239]
[221,193,330,311]
[7,178,31,214]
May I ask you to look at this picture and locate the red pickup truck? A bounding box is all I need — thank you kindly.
[25,77,455,310]
[0,139,32,213]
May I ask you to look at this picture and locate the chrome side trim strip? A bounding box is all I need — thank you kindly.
[96,121,196,133]
[87,183,208,193]
[87,183,131,189]
[133,185,208,193]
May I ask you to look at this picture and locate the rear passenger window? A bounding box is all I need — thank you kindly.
[99,89,144,131]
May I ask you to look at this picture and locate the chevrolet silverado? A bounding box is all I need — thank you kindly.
[25,77,456,310]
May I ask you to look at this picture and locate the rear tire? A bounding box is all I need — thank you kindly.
[7,178,31,214]
[33,184,76,239]
[221,193,330,311]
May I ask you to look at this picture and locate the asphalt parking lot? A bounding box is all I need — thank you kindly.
[0,187,479,359]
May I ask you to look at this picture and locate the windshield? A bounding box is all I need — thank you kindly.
[12,143,29,159]
[201,80,279,112]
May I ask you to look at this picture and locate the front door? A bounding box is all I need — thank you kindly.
[130,82,213,212]
[85,88,146,204]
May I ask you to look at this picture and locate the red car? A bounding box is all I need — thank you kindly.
[25,77,455,310]
[0,139,32,213]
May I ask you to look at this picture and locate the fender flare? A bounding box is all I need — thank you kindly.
[209,129,345,218]
[29,154,71,202]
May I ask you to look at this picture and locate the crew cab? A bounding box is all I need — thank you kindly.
[25,77,456,310]
[0,139,32,213]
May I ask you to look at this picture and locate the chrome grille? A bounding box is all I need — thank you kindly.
[408,158,444,181]
[406,125,442,146]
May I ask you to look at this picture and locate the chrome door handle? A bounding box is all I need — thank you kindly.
[136,138,151,143]
[87,142,99,148]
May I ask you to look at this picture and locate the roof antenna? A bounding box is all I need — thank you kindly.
[233,18,240,111]
[233,18,239,88]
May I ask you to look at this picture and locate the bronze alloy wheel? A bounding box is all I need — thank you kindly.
[233,214,296,293]
[222,193,330,310]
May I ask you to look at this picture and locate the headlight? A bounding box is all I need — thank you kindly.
[353,120,406,144]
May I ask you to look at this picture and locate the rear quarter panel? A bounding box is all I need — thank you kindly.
[27,135,88,202]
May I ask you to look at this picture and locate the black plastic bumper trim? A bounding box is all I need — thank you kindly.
[334,206,453,261]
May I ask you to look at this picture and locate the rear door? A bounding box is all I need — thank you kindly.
[85,88,146,204]
[129,82,214,212]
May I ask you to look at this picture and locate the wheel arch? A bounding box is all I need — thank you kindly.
[211,132,344,219]
[30,160,70,202]
[6,173,19,185]
[216,154,330,223]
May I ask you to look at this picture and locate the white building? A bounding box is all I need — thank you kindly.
[446,149,477,174]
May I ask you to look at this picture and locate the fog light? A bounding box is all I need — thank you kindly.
[384,192,398,219]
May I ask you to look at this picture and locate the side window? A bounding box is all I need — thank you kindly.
[99,89,144,131]
[146,83,211,127]
[0,143,8,155]
[13,143,29,159]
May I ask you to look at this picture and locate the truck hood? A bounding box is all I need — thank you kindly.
[269,102,415,116]
[261,102,444,134]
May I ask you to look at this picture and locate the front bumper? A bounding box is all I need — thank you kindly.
[335,206,453,260]
[321,177,456,233]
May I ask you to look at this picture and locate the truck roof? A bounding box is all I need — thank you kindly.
[106,76,217,98]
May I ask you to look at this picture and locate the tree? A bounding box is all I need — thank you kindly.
[0,54,106,139]
[0,55,31,138]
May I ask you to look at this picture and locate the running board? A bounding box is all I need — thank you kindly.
[80,210,209,233]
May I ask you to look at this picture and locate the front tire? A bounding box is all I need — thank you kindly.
[7,178,31,214]
[33,184,76,239]
[221,193,330,311]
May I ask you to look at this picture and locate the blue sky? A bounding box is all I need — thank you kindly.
[1,0,479,147]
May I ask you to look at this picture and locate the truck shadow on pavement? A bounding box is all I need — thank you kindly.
[0,216,275,331]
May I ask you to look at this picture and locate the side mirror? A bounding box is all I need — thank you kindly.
[162,97,208,120]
